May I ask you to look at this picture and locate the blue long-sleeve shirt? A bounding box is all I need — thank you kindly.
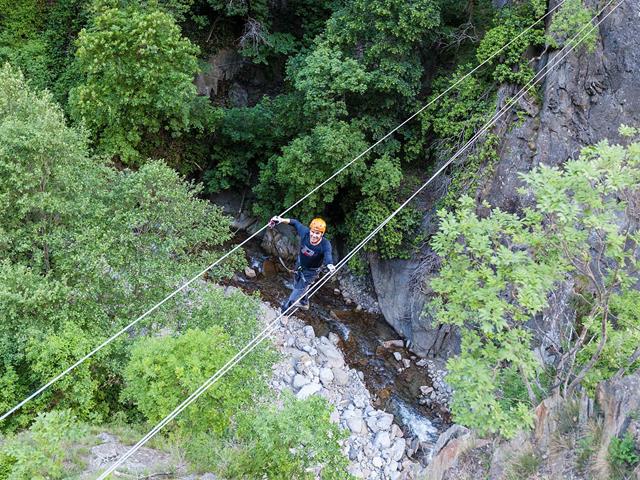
[290,219,333,270]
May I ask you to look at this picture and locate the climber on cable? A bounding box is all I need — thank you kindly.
[269,215,336,312]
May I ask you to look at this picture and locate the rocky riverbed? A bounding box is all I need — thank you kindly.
[261,298,424,479]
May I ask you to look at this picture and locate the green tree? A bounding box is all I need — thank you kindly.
[69,4,214,163]
[122,325,273,436]
[430,128,640,437]
[0,64,242,426]
[0,0,51,91]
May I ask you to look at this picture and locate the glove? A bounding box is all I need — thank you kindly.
[327,264,336,274]
[268,215,282,228]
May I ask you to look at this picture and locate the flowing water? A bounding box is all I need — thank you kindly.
[224,236,450,460]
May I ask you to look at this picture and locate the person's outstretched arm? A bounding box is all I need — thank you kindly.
[270,216,307,237]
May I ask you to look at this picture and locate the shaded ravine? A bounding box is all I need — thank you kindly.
[221,235,450,460]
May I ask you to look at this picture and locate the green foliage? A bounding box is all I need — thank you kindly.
[608,432,640,479]
[122,325,275,437]
[0,410,88,480]
[575,420,602,474]
[205,94,303,193]
[440,134,500,209]
[0,65,242,427]
[422,69,495,153]
[253,121,369,221]
[430,131,640,437]
[548,0,597,53]
[475,0,546,85]
[288,42,370,121]
[226,392,351,479]
[578,291,640,393]
[0,0,50,91]
[69,4,212,164]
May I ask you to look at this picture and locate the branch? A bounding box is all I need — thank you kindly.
[565,308,608,397]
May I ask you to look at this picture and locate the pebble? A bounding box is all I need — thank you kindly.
[302,325,315,338]
[383,340,404,349]
[244,266,257,278]
[393,351,402,362]
[372,456,384,468]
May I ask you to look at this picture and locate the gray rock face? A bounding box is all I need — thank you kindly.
[194,48,244,98]
[596,370,640,456]
[368,0,640,357]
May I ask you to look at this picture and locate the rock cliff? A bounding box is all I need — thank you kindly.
[369,0,640,357]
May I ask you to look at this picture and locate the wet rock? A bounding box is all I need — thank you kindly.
[262,259,277,277]
[390,438,406,461]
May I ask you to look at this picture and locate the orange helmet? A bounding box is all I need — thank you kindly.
[309,217,326,233]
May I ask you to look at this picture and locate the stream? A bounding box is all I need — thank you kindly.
[223,235,451,460]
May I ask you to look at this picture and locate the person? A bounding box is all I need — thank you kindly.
[269,215,336,312]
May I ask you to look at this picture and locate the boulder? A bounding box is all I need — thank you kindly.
[296,382,322,400]
[319,367,334,386]
[422,425,485,480]
[595,370,640,470]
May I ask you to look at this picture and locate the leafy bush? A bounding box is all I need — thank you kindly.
[122,326,275,437]
[0,410,88,480]
[548,0,597,53]
[0,65,242,427]
[475,0,546,85]
[226,393,351,479]
[609,432,640,479]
